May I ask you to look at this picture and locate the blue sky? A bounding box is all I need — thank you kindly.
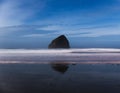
[0,0,120,48]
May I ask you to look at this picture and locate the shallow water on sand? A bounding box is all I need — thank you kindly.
[0,63,120,93]
[0,49,120,93]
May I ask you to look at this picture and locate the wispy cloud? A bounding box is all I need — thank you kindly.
[69,26,120,37]
[0,0,26,27]
[37,25,62,31]
[20,24,120,38]
[0,0,120,44]
[22,34,46,38]
[0,0,46,27]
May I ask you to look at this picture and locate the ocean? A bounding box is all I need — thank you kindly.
[0,48,120,93]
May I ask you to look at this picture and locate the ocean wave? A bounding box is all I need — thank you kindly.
[0,48,120,54]
[0,48,120,64]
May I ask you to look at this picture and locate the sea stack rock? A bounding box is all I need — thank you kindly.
[48,35,70,48]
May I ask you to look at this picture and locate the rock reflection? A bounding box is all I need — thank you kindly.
[51,62,69,74]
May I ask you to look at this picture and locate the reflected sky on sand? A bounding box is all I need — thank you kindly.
[0,62,120,93]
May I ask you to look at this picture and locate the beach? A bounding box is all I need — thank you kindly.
[0,49,120,93]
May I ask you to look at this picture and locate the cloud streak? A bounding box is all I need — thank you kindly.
[17,24,120,38]
[0,0,46,27]
[38,25,62,31]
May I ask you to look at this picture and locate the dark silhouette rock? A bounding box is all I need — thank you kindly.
[48,35,70,48]
[51,63,69,74]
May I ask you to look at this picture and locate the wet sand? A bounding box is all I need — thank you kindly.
[0,63,120,93]
[1,49,120,93]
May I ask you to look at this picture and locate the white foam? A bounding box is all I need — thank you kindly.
[0,48,120,64]
[0,48,120,54]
